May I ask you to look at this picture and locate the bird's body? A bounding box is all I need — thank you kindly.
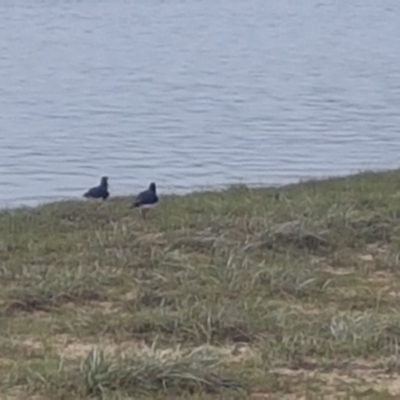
[84,177,109,200]
[133,182,158,218]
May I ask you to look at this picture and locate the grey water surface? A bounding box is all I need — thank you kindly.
[1,0,400,207]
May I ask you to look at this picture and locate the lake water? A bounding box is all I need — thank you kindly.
[1,0,400,207]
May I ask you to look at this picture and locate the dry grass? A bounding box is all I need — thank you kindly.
[2,170,400,398]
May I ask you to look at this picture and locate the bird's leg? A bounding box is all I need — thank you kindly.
[141,208,148,220]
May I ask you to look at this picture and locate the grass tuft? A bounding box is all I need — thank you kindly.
[81,347,243,396]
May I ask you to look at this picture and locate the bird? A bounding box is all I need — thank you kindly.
[132,182,158,218]
[83,176,109,200]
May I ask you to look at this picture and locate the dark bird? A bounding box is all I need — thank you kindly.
[83,176,109,200]
[132,182,158,218]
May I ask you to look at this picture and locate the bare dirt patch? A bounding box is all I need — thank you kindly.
[324,265,355,276]
[17,333,255,364]
[270,359,400,397]
[368,270,393,284]
[0,387,43,400]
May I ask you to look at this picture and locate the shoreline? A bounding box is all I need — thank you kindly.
[1,167,396,212]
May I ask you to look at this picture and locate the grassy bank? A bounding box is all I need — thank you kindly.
[1,170,400,399]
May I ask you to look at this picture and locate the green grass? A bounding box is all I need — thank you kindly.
[2,170,400,398]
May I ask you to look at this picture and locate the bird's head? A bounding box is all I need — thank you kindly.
[149,182,156,193]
